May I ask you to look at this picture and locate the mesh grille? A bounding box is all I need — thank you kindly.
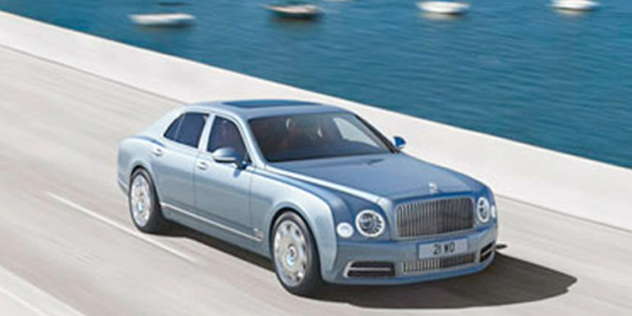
[403,253,476,274]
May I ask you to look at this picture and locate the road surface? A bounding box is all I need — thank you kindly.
[1,45,631,315]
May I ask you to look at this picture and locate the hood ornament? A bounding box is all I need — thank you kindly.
[428,182,439,194]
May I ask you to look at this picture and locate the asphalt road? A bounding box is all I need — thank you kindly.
[1,45,631,316]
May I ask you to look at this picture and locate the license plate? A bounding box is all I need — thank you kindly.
[419,238,467,259]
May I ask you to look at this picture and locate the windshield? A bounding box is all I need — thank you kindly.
[249,112,394,162]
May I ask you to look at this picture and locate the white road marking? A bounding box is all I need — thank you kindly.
[0,286,50,316]
[0,265,86,316]
[45,192,197,264]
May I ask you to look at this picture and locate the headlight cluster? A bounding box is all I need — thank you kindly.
[355,210,385,238]
[336,210,386,239]
[476,197,497,223]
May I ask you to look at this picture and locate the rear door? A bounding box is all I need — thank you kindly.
[152,112,208,211]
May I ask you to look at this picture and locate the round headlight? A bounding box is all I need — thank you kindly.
[476,197,491,223]
[336,222,354,238]
[355,210,385,238]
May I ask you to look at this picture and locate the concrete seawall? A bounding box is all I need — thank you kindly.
[0,10,630,231]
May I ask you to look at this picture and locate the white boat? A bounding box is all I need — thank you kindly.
[417,1,471,15]
[129,13,196,27]
[551,0,599,11]
[266,3,323,19]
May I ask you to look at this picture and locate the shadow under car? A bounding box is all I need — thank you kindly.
[166,225,576,308]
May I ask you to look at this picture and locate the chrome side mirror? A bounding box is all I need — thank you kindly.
[393,136,406,150]
[212,147,244,169]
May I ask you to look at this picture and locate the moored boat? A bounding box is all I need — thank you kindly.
[551,0,600,11]
[266,2,323,20]
[417,1,471,15]
[129,13,195,27]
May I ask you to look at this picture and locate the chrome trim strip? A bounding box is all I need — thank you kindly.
[343,261,354,278]
[348,267,393,272]
[161,203,263,242]
[481,244,495,258]
[343,261,394,278]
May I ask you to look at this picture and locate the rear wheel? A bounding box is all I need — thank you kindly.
[271,212,323,296]
[129,168,167,233]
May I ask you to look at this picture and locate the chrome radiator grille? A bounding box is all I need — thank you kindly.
[396,197,474,238]
[403,253,476,274]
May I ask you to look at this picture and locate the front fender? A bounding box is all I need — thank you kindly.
[252,169,347,279]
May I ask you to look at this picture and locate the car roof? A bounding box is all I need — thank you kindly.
[185,99,348,120]
[223,99,320,108]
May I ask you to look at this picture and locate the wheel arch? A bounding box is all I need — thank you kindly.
[268,206,314,246]
[262,199,338,282]
[131,163,147,176]
[128,160,153,184]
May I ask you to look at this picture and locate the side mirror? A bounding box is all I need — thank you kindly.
[393,136,406,150]
[212,147,244,169]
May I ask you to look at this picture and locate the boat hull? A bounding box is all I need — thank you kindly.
[551,0,599,11]
[130,13,196,27]
[267,5,322,20]
[417,1,471,15]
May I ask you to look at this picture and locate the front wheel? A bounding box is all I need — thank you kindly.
[128,168,168,233]
[271,212,323,296]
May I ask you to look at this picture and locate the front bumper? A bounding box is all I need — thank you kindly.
[323,224,498,285]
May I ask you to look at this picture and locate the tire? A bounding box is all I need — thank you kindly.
[271,212,323,296]
[128,168,168,234]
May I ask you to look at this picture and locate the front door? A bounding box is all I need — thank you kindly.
[194,115,253,236]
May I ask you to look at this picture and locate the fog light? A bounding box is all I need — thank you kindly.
[336,222,354,238]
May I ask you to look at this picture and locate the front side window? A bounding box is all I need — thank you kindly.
[208,116,248,159]
[163,112,208,148]
[249,112,394,162]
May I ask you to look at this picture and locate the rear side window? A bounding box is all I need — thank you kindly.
[164,115,183,141]
[163,112,208,148]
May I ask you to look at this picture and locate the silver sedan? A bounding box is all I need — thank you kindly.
[117,100,498,296]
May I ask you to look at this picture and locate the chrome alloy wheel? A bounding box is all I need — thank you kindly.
[130,174,152,227]
[274,220,309,287]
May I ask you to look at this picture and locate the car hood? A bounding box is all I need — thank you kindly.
[267,153,480,203]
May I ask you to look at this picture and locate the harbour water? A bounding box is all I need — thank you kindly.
[1,0,631,168]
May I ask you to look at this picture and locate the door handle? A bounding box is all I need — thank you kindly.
[197,161,208,170]
[152,147,164,157]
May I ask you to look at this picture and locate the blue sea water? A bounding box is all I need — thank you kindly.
[1,0,631,168]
